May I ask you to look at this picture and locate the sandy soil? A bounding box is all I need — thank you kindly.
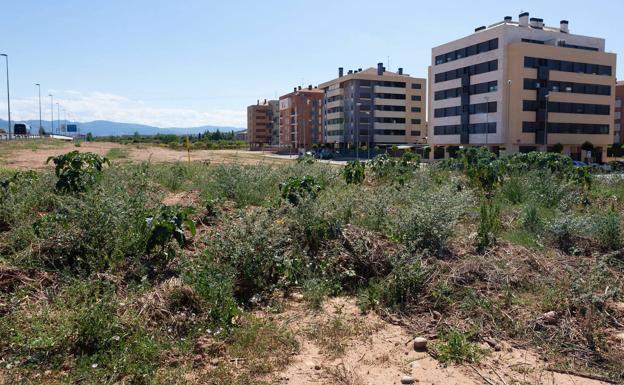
[268,297,611,385]
[0,140,290,170]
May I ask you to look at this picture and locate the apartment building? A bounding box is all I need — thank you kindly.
[616,81,624,144]
[279,86,324,151]
[319,64,426,150]
[246,99,279,148]
[429,13,616,162]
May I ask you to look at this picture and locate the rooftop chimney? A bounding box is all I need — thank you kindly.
[560,20,569,33]
[338,67,344,77]
[398,67,403,75]
[519,12,529,27]
[358,68,362,72]
[348,69,353,75]
[257,99,259,105]
[264,99,266,104]
[475,26,486,32]
[293,87,297,92]
[298,86,302,90]
[504,16,512,22]
[377,62,384,76]
[308,85,312,90]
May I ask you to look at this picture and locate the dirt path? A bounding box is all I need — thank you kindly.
[270,298,611,385]
[0,140,290,170]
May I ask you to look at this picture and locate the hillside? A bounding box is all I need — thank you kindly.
[0,119,244,137]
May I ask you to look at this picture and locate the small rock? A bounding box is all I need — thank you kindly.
[541,311,558,325]
[409,360,422,369]
[413,337,428,351]
[401,375,416,384]
[209,358,220,366]
[314,364,321,371]
[291,293,304,302]
[483,337,502,351]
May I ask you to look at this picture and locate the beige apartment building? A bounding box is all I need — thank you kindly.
[246,99,279,148]
[279,86,324,151]
[429,13,616,162]
[319,64,426,151]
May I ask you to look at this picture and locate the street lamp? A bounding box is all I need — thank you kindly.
[56,103,60,134]
[49,94,54,134]
[544,93,551,150]
[355,102,362,160]
[484,96,490,148]
[1,54,11,140]
[35,84,42,135]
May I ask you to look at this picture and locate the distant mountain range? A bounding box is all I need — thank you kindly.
[0,119,244,137]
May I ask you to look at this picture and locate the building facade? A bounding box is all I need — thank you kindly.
[246,99,279,148]
[279,86,324,151]
[319,64,426,150]
[429,13,616,161]
[615,81,624,144]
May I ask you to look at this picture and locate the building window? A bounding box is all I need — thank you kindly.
[411,95,422,101]
[523,78,611,96]
[374,129,406,135]
[522,121,609,134]
[411,119,422,124]
[411,107,421,113]
[375,117,406,124]
[523,101,610,115]
[434,101,497,118]
[524,57,612,76]
[411,83,422,89]
[433,122,496,135]
[435,38,499,65]
[374,105,405,111]
[435,60,498,83]
[411,130,421,136]
[374,93,406,100]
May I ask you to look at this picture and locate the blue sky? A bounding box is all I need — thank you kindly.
[1,0,623,128]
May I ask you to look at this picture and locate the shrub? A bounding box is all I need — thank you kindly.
[433,329,483,364]
[183,257,240,328]
[499,176,525,204]
[358,255,425,311]
[46,151,110,193]
[279,175,323,206]
[592,209,621,251]
[547,215,582,253]
[343,160,365,185]
[476,200,500,252]
[393,185,471,253]
[521,202,542,233]
[145,205,196,254]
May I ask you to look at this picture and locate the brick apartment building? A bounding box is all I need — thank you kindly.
[279,86,324,151]
[246,99,279,148]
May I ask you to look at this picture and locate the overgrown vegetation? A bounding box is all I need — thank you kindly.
[1,148,623,383]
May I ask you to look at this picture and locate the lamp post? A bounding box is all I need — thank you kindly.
[56,103,60,134]
[484,96,490,148]
[35,84,42,135]
[544,93,550,150]
[1,54,11,140]
[355,102,361,160]
[49,94,54,134]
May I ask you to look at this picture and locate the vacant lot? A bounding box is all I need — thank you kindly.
[0,139,288,170]
[0,148,623,384]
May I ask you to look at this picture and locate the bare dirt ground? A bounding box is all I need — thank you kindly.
[267,297,611,385]
[0,140,289,170]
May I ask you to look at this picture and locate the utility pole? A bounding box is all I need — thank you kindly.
[36,84,42,135]
[1,54,11,140]
[49,94,54,134]
[56,103,60,134]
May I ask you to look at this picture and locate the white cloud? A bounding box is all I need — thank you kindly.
[4,90,246,128]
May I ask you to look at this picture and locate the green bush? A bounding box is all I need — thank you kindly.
[46,151,110,193]
[358,255,425,311]
[343,160,365,185]
[280,175,323,206]
[476,200,500,252]
[592,209,621,251]
[146,205,196,254]
[392,185,471,253]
